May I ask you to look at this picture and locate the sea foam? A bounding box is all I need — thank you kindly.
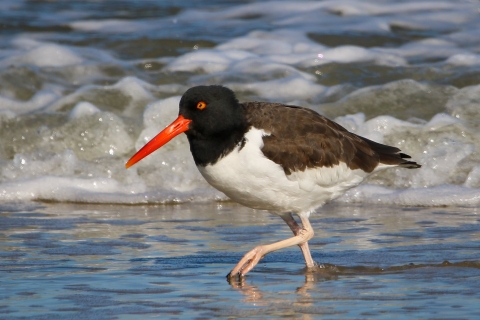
[1,0,479,207]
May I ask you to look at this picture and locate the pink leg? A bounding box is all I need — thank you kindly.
[281,213,315,268]
[227,214,314,278]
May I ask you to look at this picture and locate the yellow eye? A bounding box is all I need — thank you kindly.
[196,101,207,110]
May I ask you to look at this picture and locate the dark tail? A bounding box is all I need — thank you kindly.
[360,136,421,169]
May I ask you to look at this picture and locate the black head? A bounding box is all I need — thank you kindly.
[125,85,249,168]
[179,85,246,139]
[179,85,249,166]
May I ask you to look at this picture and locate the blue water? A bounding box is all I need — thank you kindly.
[1,203,479,319]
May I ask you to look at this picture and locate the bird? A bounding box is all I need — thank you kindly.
[125,85,421,279]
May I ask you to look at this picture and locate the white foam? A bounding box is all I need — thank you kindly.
[465,166,480,188]
[446,84,480,128]
[69,102,102,120]
[377,38,464,63]
[46,76,155,115]
[333,113,366,133]
[323,79,458,121]
[423,113,461,131]
[180,1,326,21]
[69,19,143,33]
[340,184,480,207]
[165,49,256,74]
[301,45,407,67]
[326,1,456,17]
[0,90,59,114]
[333,107,480,193]
[217,30,326,55]
[230,76,327,101]
[445,53,480,66]
[1,0,480,207]
[5,43,84,67]
[0,174,224,204]
[142,96,181,129]
[362,115,420,137]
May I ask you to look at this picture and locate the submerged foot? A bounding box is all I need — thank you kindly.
[226,246,266,279]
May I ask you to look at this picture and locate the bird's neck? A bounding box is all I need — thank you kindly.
[187,127,248,167]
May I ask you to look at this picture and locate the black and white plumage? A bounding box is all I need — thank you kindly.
[126,85,420,278]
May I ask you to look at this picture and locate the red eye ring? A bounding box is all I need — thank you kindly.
[196,101,207,110]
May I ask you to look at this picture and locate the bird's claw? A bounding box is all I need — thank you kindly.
[226,271,239,279]
[226,264,248,280]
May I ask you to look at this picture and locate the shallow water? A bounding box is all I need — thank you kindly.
[1,202,479,319]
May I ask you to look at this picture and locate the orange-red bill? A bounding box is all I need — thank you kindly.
[125,115,192,168]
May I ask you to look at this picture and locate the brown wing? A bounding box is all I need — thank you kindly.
[242,102,420,175]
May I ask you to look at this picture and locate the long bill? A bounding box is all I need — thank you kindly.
[125,115,192,168]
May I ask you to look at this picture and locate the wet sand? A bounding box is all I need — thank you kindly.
[1,202,479,319]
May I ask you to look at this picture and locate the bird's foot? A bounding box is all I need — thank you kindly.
[226,245,266,279]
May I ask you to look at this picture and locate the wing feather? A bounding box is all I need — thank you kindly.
[242,102,420,175]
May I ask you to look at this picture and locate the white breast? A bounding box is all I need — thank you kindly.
[197,127,370,217]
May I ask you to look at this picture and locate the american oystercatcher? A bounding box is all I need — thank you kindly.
[126,85,421,278]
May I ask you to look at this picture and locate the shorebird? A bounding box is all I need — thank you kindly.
[126,85,420,278]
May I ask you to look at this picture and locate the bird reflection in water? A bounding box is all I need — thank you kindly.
[227,264,339,307]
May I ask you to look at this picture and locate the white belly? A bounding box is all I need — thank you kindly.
[197,127,369,217]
